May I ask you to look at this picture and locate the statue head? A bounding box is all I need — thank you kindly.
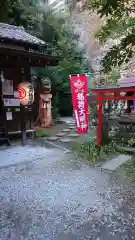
[41,77,51,94]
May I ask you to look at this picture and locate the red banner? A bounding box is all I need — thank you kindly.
[70,75,88,134]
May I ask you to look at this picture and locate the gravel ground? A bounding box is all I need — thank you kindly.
[0,146,135,239]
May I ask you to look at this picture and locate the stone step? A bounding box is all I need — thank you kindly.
[68,123,76,127]
[56,132,67,137]
[62,128,71,132]
[102,154,132,171]
[60,138,73,143]
[69,126,75,130]
[67,133,80,138]
[47,136,59,141]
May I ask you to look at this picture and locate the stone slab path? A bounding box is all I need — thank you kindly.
[102,154,132,171]
[46,117,92,150]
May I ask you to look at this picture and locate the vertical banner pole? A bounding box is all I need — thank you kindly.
[97,100,102,146]
[69,74,88,134]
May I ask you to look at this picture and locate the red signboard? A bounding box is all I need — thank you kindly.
[70,75,88,134]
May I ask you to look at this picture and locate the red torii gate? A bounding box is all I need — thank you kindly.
[90,86,135,147]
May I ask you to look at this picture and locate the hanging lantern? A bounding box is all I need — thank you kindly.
[18,82,34,106]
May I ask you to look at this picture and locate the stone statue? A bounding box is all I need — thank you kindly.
[36,77,52,128]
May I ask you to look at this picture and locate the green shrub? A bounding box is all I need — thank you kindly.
[128,138,135,147]
[79,137,117,163]
[80,137,100,162]
[35,130,49,138]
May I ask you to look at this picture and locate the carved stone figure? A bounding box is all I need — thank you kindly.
[36,77,52,128]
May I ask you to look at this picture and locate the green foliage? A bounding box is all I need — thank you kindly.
[86,0,128,17]
[102,33,134,73]
[39,11,89,116]
[35,129,50,138]
[95,18,127,43]
[78,136,116,163]
[79,137,101,162]
[0,0,18,22]
[0,0,42,31]
[85,0,135,73]
[51,93,60,119]
[103,65,121,86]
[128,138,135,147]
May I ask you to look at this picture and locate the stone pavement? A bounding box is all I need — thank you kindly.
[0,143,135,239]
[45,117,92,150]
[0,144,65,169]
[102,155,132,171]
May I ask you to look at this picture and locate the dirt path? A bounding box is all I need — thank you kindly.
[0,144,135,239]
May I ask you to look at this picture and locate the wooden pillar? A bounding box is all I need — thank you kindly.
[21,105,27,145]
[20,66,31,145]
[20,68,26,145]
[97,100,102,146]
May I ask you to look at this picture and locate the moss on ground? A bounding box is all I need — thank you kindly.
[35,129,50,138]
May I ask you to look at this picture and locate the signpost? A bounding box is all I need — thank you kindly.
[70,75,88,134]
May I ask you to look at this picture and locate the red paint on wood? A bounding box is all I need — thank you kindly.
[91,95,135,102]
[91,87,135,94]
[97,101,102,146]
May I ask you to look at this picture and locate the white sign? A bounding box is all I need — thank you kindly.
[18,82,34,106]
[3,98,20,107]
[6,112,12,120]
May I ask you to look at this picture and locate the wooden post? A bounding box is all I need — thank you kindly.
[97,100,102,146]
[20,67,26,145]
[21,105,27,145]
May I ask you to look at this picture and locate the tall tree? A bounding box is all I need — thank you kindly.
[83,0,135,73]
[40,11,89,115]
[0,0,18,22]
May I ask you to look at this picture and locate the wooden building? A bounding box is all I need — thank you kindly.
[0,23,59,145]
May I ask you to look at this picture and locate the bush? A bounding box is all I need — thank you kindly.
[80,137,100,162]
[78,137,117,163]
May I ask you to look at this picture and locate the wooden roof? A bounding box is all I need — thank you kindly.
[0,23,45,47]
[0,46,60,67]
[0,23,61,67]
